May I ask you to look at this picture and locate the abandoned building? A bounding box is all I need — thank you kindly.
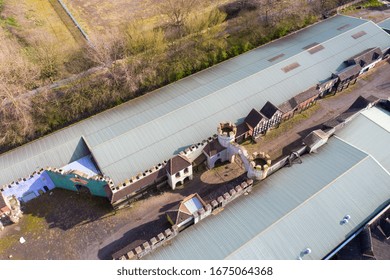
[240,101,285,140]
[166,193,207,230]
[166,155,193,190]
[202,122,272,180]
[141,105,390,260]
[259,102,283,130]
[317,47,383,96]
[0,192,22,226]
[0,15,389,211]
[244,109,268,138]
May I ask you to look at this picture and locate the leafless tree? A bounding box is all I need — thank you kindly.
[160,0,200,26]
[309,0,338,15]
[87,31,126,68]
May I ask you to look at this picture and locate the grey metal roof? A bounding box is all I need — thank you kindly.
[0,137,90,188]
[145,136,390,260]
[1,15,390,187]
[335,107,390,172]
[378,17,390,31]
[85,15,390,184]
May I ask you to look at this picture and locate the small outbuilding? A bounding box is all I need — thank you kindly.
[166,193,207,230]
[166,155,193,190]
[303,129,330,153]
[260,101,283,130]
[244,109,268,138]
[203,138,227,169]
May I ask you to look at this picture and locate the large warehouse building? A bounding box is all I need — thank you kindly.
[0,15,389,207]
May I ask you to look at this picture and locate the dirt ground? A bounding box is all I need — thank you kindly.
[0,61,389,261]
[2,0,81,49]
[62,0,232,36]
[62,0,161,34]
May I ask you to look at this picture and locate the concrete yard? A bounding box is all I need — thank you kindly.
[0,59,389,260]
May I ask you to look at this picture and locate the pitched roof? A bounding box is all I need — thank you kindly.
[279,98,298,113]
[293,87,319,104]
[260,101,281,119]
[245,109,267,129]
[166,155,191,175]
[236,122,250,137]
[203,139,226,157]
[111,167,167,204]
[166,193,206,225]
[166,209,193,225]
[336,64,361,81]
[1,15,390,188]
[347,47,382,66]
[193,153,206,166]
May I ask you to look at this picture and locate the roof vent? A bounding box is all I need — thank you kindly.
[352,31,367,39]
[298,248,312,260]
[341,214,351,225]
[337,24,350,31]
[268,53,285,62]
[303,248,311,255]
[281,62,300,73]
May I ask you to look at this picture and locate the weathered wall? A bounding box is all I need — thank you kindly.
[46,171,108,197]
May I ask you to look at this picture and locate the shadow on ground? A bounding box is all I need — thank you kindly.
[22,188,113,231]
[99,172,247,260]
[99,213,170,260]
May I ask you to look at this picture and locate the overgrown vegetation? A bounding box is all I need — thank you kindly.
[0,0,355,153]
[342,0,384,12]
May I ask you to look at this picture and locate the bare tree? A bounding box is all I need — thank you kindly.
[160,0,200,36]
[87,31,126,68]
[309,0,338,15]
[0,33,40,148]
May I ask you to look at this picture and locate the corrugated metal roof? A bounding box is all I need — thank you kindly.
[378,17,390,31]
[144,136,390,260]
[1,15,390,187]
[0,137,90,189]
[86,16,390,184]
[335,107,390,172]
[361,106,390,132]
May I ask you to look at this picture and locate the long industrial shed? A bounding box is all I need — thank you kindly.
[143,106,390,260]
[0,15,389,197]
